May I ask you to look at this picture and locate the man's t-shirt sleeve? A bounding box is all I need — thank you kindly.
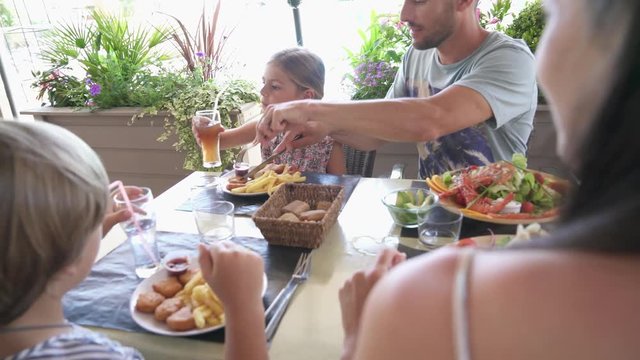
[455,46,537,129]
[385,51,410,99]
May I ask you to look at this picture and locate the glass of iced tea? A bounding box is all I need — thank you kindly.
[193,110,224,168]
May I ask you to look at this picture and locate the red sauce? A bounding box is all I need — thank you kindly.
[165,256,189,273]
[234,162,250,177]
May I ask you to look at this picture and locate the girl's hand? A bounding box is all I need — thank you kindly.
[198,241,264,313]
[339,248,406,358]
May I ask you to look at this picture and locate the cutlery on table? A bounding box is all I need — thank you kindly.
[264,252,312,343]
[244,134,303,180]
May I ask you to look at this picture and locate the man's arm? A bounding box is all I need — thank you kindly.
[272,85,493,152]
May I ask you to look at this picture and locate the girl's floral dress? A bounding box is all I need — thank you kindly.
[261,133,334,173]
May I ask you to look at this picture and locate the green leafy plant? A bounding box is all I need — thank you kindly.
[345,11,412,100]
[31,5,260,171]
[33,9,172,108]
[477,0,513,32]
[147,78,259,171]
[505,0,545,53]
[163,1,231,82]
[0,0,15,27]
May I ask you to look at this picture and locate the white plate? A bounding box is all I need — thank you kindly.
[219,171,268,197]
[130,266,267,336]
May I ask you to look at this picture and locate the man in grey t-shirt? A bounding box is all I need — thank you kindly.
[256,0,537,178]
[389,32,536,178]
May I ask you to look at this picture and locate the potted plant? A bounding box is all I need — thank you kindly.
[344,11,412,101]
[22,5,260,193]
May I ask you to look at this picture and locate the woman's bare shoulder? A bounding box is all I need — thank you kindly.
[354,249,640,360]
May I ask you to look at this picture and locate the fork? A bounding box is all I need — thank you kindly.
[264,252,312,342]
[235,142,258,164]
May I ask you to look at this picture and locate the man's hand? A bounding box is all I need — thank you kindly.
[256,100,330,151]
[339,248,406,360]
[198,241,265,313]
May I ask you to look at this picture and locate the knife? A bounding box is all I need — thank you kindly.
[245,150,283,180]
[245,134,302,180]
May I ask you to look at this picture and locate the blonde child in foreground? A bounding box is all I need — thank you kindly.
[0,121,260,359]
[205,48,345,175]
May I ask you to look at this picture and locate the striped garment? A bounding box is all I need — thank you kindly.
[4,325,143,360]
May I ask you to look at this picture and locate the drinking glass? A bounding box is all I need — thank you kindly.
[193,110,223,168]
[113,186,159,278]
[417,204,463,250]
[191,189,234,243]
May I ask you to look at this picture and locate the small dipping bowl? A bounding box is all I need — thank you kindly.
[234,162,250,177]
[161,250,192,275]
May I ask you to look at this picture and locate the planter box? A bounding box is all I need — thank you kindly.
[21,107,189,195]
[371,105,570,179]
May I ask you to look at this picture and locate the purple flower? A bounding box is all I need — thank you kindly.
[89,83,101,96]
[85,78,93,85]
[195,51,205,58]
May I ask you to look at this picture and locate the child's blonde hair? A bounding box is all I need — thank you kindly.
[0,121,109,325]
[268,48,325,99]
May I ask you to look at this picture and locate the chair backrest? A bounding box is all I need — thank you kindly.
[344,145,376,177]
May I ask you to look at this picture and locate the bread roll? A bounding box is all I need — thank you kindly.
[282,200,311,216]
[278,212,300,222]
[300,209,327,222]
[316,200,333,211]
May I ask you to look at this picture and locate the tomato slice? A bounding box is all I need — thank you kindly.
[454,238,477,247]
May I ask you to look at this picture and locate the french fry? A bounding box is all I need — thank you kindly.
[183,270,203,294]
[193,305,213,329]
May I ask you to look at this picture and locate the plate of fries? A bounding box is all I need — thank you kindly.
[130,262,267,336]
[222,164,307,197]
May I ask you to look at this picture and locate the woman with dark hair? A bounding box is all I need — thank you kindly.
[336,1,640,359]
[196,1,640,359]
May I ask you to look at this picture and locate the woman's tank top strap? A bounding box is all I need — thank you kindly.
[452,248,476,360]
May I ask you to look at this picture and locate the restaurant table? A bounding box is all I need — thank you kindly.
[88,172,516,360]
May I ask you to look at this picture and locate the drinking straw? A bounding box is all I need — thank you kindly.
[212,83,230,117]
[109,180,160,266]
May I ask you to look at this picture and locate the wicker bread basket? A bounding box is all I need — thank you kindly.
[252,183,345,248]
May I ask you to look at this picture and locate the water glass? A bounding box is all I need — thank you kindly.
[113,186,159,278]
[417,204,463,250]
[193,110,223,168]
[192,195,235,243]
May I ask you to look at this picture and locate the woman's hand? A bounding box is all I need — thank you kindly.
[198,241,264,313]
[339,248,406,360]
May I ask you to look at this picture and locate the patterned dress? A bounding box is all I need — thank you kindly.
[261,133,334,173]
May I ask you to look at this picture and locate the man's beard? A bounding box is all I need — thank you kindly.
[412,26,453,50]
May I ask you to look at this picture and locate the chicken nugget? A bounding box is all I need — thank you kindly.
[178,268,198,285]
[154,297,184,321]
[135,291,165,313]
[166,306,196,331]
[152,276,183,298]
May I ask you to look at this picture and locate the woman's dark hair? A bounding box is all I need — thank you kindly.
[531,1,640,252]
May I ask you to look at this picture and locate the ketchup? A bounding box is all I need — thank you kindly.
[234,162,250,177]
[164,256,189,274]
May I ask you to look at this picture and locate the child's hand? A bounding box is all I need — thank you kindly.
[198,241,264,313]
[103,186,145,235]
[339,249,406,348]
